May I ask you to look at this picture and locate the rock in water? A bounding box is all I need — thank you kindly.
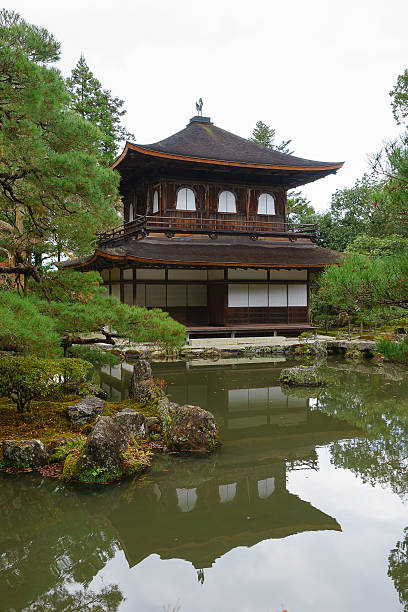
[67,395,105,424]
[128,359,153,400]
[311,340,327,360]
[165,404,219,452]
[62,416,151,484]
[2,439,48,468]
[157,398,179,430]
[74,416,127,475]
[279,365,324,387]
[114,409,146,439]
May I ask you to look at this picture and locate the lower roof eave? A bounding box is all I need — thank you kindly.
[61,249,340,271]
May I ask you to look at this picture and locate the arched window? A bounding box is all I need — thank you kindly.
[257,193,275,215]
[152,190,159,213]
[218,190,236,213]
[176,187,196,211]
[128,203,134,222]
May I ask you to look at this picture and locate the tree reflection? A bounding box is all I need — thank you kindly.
[0,474,122,611]
[23,583,124,612]
[314,365,408,499]
[388,527,408,611]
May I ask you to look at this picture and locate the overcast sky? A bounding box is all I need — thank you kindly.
[10,0,408,210]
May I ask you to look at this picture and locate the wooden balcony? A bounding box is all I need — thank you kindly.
[97,213,318,245]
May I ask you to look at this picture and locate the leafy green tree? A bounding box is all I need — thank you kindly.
[370,136,408,230]
[250,120,293,153]
[388,528,408,611]
[67,55,135,164]
[316,251,408,325]
[0,356,93,412]
[317,175,383,251]
[346,233,408,256]
[0,270,186,356]
[0,10,119,282]
[286,191,319,225]
[390,68,408,126]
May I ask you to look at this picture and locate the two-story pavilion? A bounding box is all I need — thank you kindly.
[64,115,343,339]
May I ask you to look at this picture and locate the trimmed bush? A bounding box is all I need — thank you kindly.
[0,357,93,413]
[376,338,408,364]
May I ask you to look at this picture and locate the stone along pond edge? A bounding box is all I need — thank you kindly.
[0,359,220,485]
[0,340,385,486]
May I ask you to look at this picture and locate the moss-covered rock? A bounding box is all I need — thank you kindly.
[345,347,363,360]
[161,402,219,452]
[2,439,48,468]
[61,416,151,484]
[113,409,146,439]
[279,365,324,387]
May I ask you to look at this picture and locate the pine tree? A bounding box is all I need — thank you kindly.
[250,120,293,154]
[0,9,120,280]
[67,56,135,164]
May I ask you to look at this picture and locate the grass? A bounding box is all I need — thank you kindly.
[0,395,159,443]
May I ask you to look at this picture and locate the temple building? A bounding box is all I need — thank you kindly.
[64,114,343,338]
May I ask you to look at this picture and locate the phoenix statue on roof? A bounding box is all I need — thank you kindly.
[196,98,203,116]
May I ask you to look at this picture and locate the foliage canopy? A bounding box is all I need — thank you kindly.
[67,55,135,165]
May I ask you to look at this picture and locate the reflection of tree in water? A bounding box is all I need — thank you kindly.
[23,583,123,612]
[315,365,408,499]
[388,527,408,611]
[0,475,123,611]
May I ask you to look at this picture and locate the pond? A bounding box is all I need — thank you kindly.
[1,356,408,611]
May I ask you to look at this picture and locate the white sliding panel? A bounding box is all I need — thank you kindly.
[123,268,133,280]
[146,284,166,307]
[268,284,287,306]
[167,284,187,306]
[249,284,268,306]
[288,284,308,306]
[228,284,248,307]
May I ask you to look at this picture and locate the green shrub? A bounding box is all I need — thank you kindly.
[375,338,408,363]
[67,345,119,368]
[298,331,313,342]
[49,436,86,462]
[0,357,93,413]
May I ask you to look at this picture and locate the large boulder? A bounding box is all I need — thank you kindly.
[164,404,219,452]
[157,397,179,430]
[280,365,324,387]
[128,358,153,401]
[74,416,126,472]
[310,340,327,360]
[66,395,105,424]
[113,409,146,439]
[2,439,48,468]
[62,416,151,484]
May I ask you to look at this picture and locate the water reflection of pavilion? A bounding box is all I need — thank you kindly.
[104,360,358,570]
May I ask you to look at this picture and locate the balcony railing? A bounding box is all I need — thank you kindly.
[97,214,317,244]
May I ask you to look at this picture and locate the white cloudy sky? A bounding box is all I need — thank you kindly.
[10,0,408,210]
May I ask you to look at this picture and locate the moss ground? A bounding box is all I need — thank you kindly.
[0,395,159,443]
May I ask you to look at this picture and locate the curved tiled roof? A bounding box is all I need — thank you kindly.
[112,118,343,172]
[61,236,343,270]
